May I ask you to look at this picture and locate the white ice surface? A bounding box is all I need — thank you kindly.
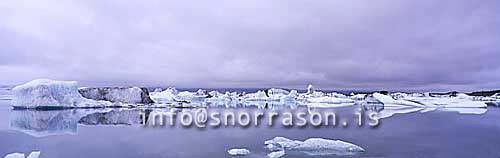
[266,150,285,158]
[265,137,364,156]
[373,93,424,107]
[3,151,40,158]
[11,79,111,108]
[227,148,251,156]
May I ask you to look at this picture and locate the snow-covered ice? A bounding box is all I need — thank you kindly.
[227,148,251,156]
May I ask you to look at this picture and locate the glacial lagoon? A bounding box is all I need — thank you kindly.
[1,97,500,158]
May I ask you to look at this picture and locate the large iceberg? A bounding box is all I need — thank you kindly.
[11,79,111,108]
[78,87,154,104]
[264,137,365,157]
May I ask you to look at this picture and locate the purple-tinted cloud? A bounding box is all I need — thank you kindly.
[1,0,499,91]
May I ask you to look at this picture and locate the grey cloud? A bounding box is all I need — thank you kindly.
[0,0,499,91]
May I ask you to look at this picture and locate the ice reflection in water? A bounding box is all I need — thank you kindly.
[9,101,487,138]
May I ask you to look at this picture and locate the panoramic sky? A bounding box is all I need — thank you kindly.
[1,0,499,91]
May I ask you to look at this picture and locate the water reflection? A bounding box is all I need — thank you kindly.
[9,109,142,137]
[9,101,488,138]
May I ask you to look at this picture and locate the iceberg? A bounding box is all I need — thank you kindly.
[267,88,290,101]
[78,87,154,104]
[306,84,314,94]
[290,138,365,156]
[265,137,303,151]
[265,137,364,157]
[11,79,111,108]
[4,151,40,158]
[266,150,285,158]
[401,94,487,108]
[227,148,250,156]
[149,87,182,103]
[243,90,268,101]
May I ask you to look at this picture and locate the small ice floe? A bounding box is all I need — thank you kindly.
[227,148,251,156]
[4,151,40,158]
[264,137,365,157]
[266,150,285,158]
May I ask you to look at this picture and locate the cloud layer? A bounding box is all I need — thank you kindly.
[1,0,500,91]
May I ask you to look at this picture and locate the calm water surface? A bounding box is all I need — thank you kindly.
[1,99,500,158]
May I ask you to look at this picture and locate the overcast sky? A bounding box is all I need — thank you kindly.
[1,0,499,91]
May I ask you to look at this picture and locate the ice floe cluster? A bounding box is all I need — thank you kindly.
[225,137,365,157]
[8,79,499,114]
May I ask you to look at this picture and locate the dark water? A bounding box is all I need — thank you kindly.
[1,99,500,158]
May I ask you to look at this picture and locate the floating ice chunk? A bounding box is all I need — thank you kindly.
[12,79,82,108]
[150,87,181,103]
[290,138,365,156]
[266,150,285,158]
[404,96,487,108]
[372,93,424,107]
[349,94,366,101]
[78,87,154,104]
[26,151,40,158]
[11,79,111,108]
[227,148,250,156]
[243,90,268,101]
[265,137,365,157]
[265,137,302,151]
[4,151,40,158]
[307,96,354,104]
[4,153,24,158]
[306,84,314,94]
[280,90,298,101]
[177,91,195,100]
[267,88,289,96]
